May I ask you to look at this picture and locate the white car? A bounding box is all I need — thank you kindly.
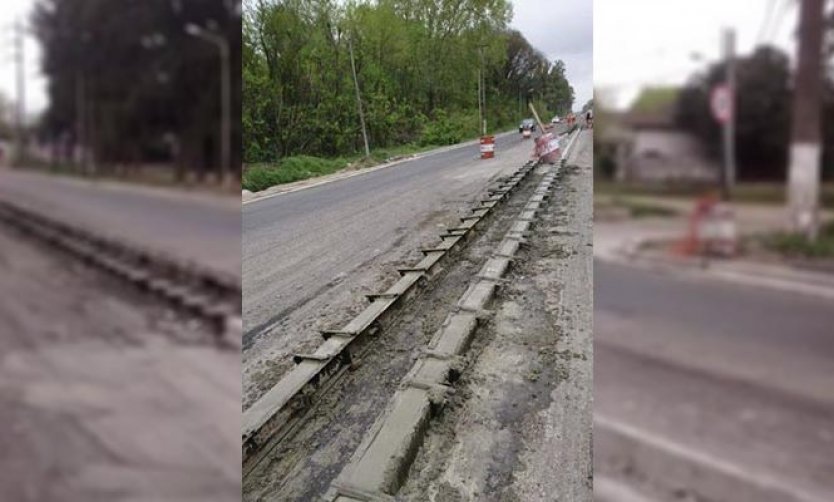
[551,116,561,124]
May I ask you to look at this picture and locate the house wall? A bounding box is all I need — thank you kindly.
[627,128,719,183]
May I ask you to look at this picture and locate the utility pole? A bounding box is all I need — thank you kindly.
[787,0,824,240]
[478,54,484,135]
[348,37,370,157]
[722,28,736,201]
[13,20,25,165]
[479,45,487,135]
[348,37,370,158]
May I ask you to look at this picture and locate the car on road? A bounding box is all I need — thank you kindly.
[519,118,536,137]
[551,116,561,124]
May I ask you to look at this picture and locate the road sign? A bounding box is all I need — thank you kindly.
[710,84,732,124]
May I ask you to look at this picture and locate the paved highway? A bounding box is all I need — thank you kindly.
[240,129,569,406]
[242,132,540,344]
[594,259,834,501]
[0,169,241,277]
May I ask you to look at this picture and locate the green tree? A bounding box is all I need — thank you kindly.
[33,0,242,181]
[243,0,576,163]
[677,46,792,181]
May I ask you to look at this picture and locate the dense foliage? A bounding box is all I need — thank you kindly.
[243,0,575,163]
[677,46,833,181]
[33,0,242,180]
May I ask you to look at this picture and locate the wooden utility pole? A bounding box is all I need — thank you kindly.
[480,45,486,135]
[787,0,824,240]
[348,37,370,158]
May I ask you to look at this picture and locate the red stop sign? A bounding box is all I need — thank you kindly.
[710,84,733,124]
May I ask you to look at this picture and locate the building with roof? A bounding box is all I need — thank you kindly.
[616,86,718,184]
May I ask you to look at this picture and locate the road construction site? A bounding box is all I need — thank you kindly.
[243,127,593,501]
[0,171,241,502]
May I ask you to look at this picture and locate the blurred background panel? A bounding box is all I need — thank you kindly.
[594,0,834,501]
[0,1,241,501]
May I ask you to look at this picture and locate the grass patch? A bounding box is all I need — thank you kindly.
[242,143,443,192]
[759,220,834,258]
[243,156,348,191]
[626,201,679,218]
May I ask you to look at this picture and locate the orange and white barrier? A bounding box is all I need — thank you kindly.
[480,135,495,159]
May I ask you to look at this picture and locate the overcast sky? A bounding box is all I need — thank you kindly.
[595,0,799,110]
[2,0,594,119]
[511,0,593,110]
[0,0,45,119]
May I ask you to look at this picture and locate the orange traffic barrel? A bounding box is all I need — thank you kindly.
[480,135,495,159]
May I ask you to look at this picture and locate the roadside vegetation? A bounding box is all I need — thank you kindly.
[243,143,435,191]
[594,194,679,220]
[31,0,241,183]
[243,0,576,191]
[758,220,834,259]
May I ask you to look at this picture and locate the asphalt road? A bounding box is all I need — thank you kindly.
[594,259,834,501]
[0,169,241,277]
[242,131,540,344]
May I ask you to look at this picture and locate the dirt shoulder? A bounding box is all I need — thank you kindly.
[399,131,593,501]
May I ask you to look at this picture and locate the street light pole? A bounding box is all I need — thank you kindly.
[13,19,25,165]
[722,28,736,201]
[186,23,231,185]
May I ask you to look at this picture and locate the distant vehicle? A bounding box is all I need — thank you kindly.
[551,116,561,123]
[519,118,536,133]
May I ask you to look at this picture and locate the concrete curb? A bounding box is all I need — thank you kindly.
[242,154,539,476]
[323,129,580,501]
[243,131,516,205]
[0,198,241,349]
[325,165,560,502]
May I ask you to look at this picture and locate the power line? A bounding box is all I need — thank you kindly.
[757,0,779,45]
[764,0,794,45]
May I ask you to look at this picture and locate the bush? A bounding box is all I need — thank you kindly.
[420,110,464,146]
